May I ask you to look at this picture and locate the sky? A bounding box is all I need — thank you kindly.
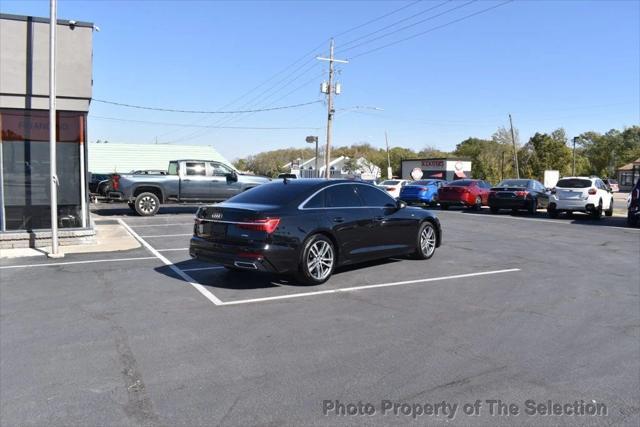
[2,0,639,162]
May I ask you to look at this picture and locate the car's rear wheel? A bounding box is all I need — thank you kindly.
[296,234,335,285]
[527,198,537,215]
[473,196,482,210]
[414,221,437,260]
[440,203,449,210]
[591,200,603,219]
[547,203,558,218]
[490,206,499,214]
[134,192,160,216]
[605,199,613,217]
[628,213,639,227]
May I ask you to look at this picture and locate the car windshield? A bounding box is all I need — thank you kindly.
[497,179,529,187]
[381,180,399,185]
[227,182,313,205]
[447,180,473,187]
[556,178,592,188]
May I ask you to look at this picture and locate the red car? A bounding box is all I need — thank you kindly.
[438,179,492,210]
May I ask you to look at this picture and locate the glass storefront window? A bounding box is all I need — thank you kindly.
[1,108,86,231]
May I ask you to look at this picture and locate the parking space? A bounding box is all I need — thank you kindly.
[1,204,638,425]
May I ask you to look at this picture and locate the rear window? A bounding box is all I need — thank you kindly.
[227,182,312,205]
[412,180,437,186]
[556,178,592,188]
[497,180,529,187]
[381,180,400,185]
[447,180,473,187]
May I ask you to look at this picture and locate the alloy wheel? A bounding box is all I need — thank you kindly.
[306,240,334,281]
[138,196,157,214]
[420,224,436,257]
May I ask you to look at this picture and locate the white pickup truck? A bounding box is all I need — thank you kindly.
[108,159,270,216]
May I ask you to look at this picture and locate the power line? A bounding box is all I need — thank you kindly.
[332,0,423,38]
[340,0,477,55]
[89,115,321,130]
[349,0,514,60]
[92,98,322,114]
[337,1,451,50]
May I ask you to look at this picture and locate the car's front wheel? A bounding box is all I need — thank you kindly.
[296,234,335,285]
[134,192,160,216]
[414,221,437,260]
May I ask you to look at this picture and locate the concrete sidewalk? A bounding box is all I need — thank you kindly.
[0,220,140,259]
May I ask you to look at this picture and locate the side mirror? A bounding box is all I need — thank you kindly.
[226,172,238,182]
[396,199,407,209]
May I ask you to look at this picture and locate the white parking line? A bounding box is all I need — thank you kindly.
[0,256,157,270]
[219,268,521,306]
[129,223,193,228]
[139,234,192,238]
[445,211,640,231]
[157,248,189,252]
[118,219,224,306]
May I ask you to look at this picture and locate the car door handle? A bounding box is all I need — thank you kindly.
[183,179,191,182]
[374,216,385,222]
[333,217,344,223]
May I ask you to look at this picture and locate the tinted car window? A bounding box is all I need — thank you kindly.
[380,180,400,185]
[325,184,362,208]
[413,180,437,186]
[498,179,529,187]
[355,184,396,207]
[556,178,592,188]
[304,191,325,208]
[447,180,473,187]
[186,162,206,176]
[229,182,313,205]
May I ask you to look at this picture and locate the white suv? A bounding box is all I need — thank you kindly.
[548,176,613,219]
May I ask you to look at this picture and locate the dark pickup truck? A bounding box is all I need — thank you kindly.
[108,159,270,215]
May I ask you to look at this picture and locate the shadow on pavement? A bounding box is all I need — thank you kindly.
[154,257,405,290]
[456,208,632,227]
[91,204,199,217]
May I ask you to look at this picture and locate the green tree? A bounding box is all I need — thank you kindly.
[577,126,640,176]
[519,129,573,180]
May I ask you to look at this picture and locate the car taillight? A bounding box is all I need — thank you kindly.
[420,187,428,191]
[111,174,120,191]
[238,218,280,233]
[387,187,396,192]
[550,187,556,194]
[515,191,529,197]
[588,188,597,195]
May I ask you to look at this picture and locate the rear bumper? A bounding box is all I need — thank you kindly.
[489,198,530,209]
[189,236,297,273]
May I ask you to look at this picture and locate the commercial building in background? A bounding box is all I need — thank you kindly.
[284,156,381,180]
[88,142,231,174]
[0,13,93,247]
[401,158,472,181]
[617,158,640,191]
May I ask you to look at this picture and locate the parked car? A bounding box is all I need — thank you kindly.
[108,159,270,216]
[88,173,111,194]
[189,179,442,285]
[602,178,619,192]
[277,173,297,179]
[547,176,613,219]
[488,179,549,214]
[627,178,640,227]
[399,179,446,206]
[438,179,492,210]
[378,179,409,198]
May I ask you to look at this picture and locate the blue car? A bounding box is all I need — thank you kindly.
[399,179,447,205]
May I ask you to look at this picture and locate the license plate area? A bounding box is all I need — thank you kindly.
[200,222,227,239]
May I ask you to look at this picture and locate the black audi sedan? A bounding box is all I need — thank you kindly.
[488,179,550,214]
[189,179,442,285]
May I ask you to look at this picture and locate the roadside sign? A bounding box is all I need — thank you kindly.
[411,168,423,180]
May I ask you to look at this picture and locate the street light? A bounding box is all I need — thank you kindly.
[306,135,319,178]
[572,136,579,176]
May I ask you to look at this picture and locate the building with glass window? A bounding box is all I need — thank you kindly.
[0,13,93,247]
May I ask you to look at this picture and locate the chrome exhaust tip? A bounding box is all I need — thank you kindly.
[234,261,258,270]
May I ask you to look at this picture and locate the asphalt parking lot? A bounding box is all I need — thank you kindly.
[1,204,638,426]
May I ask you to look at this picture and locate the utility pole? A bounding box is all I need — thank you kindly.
[501,151,505,182]
[385,130,392,179]
[317,39,348,179]
[48,0,62,258]
[572,136,578,176]
[509,114,519,179]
